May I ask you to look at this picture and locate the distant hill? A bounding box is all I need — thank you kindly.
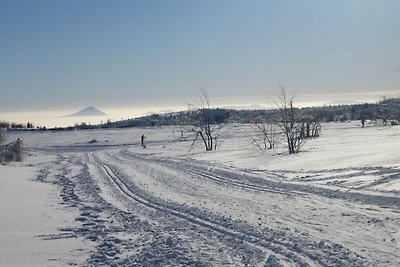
[68,106,106,117]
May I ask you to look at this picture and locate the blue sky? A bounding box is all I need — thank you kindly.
[1,0,399,112]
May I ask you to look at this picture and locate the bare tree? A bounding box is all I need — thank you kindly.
[273,86,307,154]
[251,116,279,150]
[189,89,227,152]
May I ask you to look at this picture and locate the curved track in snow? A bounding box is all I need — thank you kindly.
[88,152,315,266]
[86,150,372,266]
[117,149,400,209]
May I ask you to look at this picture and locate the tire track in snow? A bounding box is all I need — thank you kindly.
[117,150,304,197]
[88,152,321,267]
[121,150,400,209]
[195,169,400,209]
[113,150,385,266]
[91,151,372,266]
[190,169,304,196]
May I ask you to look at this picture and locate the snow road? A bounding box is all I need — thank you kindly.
[4,122,400,266]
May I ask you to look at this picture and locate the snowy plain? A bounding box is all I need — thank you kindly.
[1,121,399,266]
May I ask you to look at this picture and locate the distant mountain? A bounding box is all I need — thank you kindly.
[68,106,106,117]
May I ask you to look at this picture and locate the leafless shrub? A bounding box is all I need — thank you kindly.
[0,139,23,164]
[298,115,321,139]
[189,89,228,152]
[0,128,6,144]
[251,116,280,150]
[273,86,307,154]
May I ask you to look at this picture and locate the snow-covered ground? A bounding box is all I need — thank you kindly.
[1,121,399,266]
[0,155,90,266]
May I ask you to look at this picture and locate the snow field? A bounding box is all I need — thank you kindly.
[2,121,399,266]
[0,155,89,266]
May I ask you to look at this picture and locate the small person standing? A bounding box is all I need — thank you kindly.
[141,134,146,148]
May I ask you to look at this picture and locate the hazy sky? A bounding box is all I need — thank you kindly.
[1,0,399,112]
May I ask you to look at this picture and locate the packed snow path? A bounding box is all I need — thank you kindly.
[84,148,398,266]
[88,152,321,266]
